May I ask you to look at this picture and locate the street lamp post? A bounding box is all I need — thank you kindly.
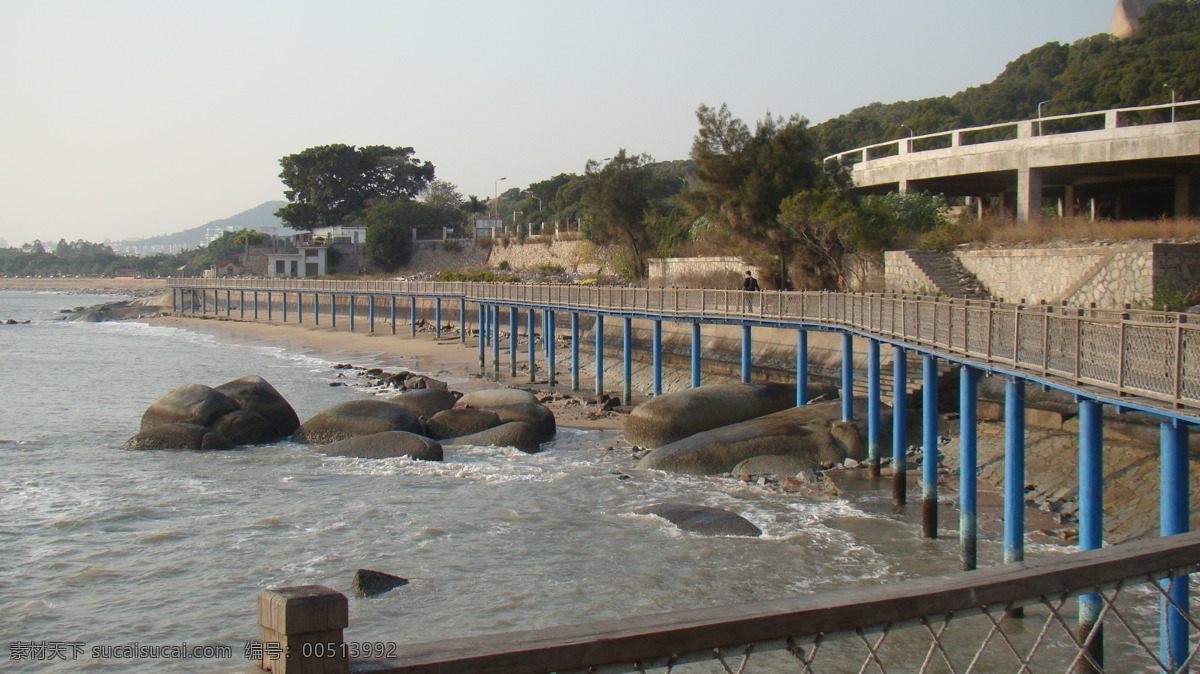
[900,124,914,152]
[493,177,507,218]
[527,194,543,233]
[511,210,523,237]
[1037,99,1051,136]
[1166,84,1177,123]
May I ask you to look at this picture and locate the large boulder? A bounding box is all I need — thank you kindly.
[443,421,542,454]
[352,569,409,598]
[389,388,460,418]
[214,375,300,437]
[634,503,762,537]
[124,422,236,451]
[486,402,556,442]
[731,454,820,479]
[210,409,281,446]
[424,408,501,440]
[635,401,878,476]
[319,431,443,461]
[293,399,420,445]
[455,388,539,409]
[140,384,240,431]
[624,383,796,448]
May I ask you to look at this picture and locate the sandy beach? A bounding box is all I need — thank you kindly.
[0,276,169,296]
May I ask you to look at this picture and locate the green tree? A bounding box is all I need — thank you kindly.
[275,144,435,230]
[360,199,459,270]
[687,104,826,288]
[582,150,660,283]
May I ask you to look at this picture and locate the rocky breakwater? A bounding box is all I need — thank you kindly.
[125,370,558,458]
[60,293,173,323]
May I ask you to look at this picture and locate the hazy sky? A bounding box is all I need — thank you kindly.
[0,0,1113,246]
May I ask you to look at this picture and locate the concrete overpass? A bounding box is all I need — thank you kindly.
[825,100,1200,221]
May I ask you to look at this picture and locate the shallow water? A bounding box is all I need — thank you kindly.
[0,290,1079,672]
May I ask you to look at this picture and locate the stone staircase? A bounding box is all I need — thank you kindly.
[904,251,991,300]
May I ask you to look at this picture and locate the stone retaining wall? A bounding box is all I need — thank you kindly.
[404,239,611,277]
[883,251,938,294]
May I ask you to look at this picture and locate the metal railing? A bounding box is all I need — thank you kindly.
[823,99,1200,167]
[258,530,1200,672]
[169,279,1200,417]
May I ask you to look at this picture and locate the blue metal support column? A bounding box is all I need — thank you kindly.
[477,304,487,375]
[690,323,701,388]
[867,339,881,478]
[570,312,580,391]
[547,310,556,387]
[297,292,303,324]
[594,314,605,395]
[1160,419,1190,670]
[652,320,663,397]
[1004,377,1026,565]
[544,310,552,359]
[226,290,231,316]
[435,298,442,339]
[841,332,854,422]
[509,307,519,378]
[922,354,939,539]
[348,295,355,331]
[240,291,246,319]
[313,293,318,325]
[409,298,417,337]
[253,292,259,320]
[797,330,809,407]
[741,325,752,384]
[282,292,288,322]
[1077,397,1104,668]
[528,309,537,383]
[459,299,466,343]
[623,317,633,405]
[959,365,979,570]
[390,296,396,335]
[892,345,908,506]
[267,291,273,321]
[329,294,336,328]
[368,296,375,333]
[491,304,500,375]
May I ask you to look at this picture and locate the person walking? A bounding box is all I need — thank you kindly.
[743,270,760,311]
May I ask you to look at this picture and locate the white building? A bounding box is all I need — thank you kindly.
[311,225,367,245]
[266,245,328,278]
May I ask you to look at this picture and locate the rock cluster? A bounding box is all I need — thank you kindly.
[125,376,299,450]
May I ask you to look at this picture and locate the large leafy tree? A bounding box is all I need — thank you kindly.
[687,104,826,288]
[582,150,663,283]
[275,144,435,231]
[360,199,460,270]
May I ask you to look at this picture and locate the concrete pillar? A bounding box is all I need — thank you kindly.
[1176,175,1200,218]
[898,179,910,195]
[1063,185,1077,218]
[256,585,348,673]
[1016,167,1043,222]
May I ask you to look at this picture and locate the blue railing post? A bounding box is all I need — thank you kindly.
[571,312,581,391]
[1078,397,1104,668]
[922,354,939,539]
[690,322,702,388]
[1160,419,1190,670]
[893,346,908,506]
[528,309,537,383]
[1004,377,1026,565]
[595,314,605,395]
[652,319,663,397]
[841,332,854,422]
[959,365,979,570]
[510,306,519,378]
[741,325,753,384]
[867,339,881,477]
[797,330,809,407]
[623,316,633,405]
[547,310,556,387]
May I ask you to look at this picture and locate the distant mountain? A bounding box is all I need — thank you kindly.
[115,201,288,251]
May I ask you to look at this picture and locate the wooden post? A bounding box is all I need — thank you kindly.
[256,585,348,673]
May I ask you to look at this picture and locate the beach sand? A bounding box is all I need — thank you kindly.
[0,277,168,296]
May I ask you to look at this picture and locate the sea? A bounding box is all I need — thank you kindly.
[1,289,1086,672]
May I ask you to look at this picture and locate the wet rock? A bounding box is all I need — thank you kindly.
[389,388,460,418]
[320,431,443,461]
[294,399,420,445]
[624,383,797,449]
[634,503,762,537]
[352,569,409,598]
[124,422,236,451]
[140,384,241,432]
[424,408,501,439]
[455,388,539,409]
[731,455,820,479]
[214,375,300,437]
[210,409,280,445]
[443,421,542,454]
[485,402,556,442]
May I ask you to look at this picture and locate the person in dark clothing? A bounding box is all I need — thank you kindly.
[743,270,760,311]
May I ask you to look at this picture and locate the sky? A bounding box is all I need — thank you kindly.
[0,0,1115,246]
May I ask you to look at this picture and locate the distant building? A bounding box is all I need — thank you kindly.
[310,225,367,245]
[474,217,503,239]
[1111,0,1164,38]
[266,245,328,278]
